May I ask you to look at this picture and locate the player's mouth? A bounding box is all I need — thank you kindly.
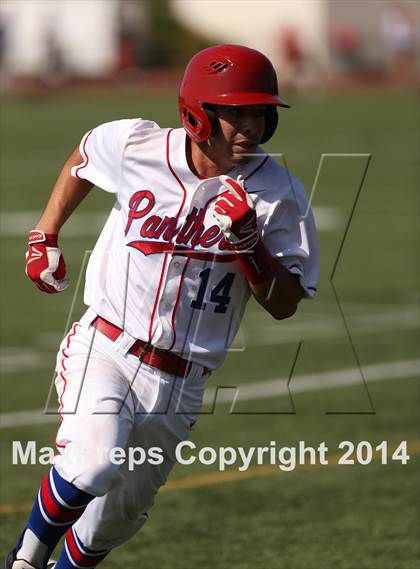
[232,140,258,154]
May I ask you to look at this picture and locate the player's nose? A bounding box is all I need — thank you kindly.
[241,114,256,132]
[238,113,263,139]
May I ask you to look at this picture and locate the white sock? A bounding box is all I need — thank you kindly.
[16,528,48,568]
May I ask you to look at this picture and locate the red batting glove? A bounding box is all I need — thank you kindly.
[213,175,259,250]
[213,175,276,284]
[25,230,69,293]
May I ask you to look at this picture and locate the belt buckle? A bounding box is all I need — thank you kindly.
[138,342,152,362]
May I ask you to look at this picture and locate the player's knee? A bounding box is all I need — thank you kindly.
[79,461,123,496]
[136,494,156,516]
[54,459,122,497]
[122,484,159,522]
[126,509,150,526]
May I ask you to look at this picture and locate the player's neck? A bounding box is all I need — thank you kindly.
[187,137,232,178]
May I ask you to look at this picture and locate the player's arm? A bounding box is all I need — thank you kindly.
[25,148,93,293]
[247,260,303,319]
[36,147,94,234]
[213,175,304,320]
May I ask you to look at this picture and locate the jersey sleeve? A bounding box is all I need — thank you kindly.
[261,177,319,298]
[71,118,153,194]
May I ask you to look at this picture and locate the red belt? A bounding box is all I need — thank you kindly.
[91,316,193,378]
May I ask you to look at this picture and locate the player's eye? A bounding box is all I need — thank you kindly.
[249,107,266,118]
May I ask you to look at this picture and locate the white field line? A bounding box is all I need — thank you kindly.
[0,358,418,429]
[0,350,53,373]
[0,206,339,236]
[0,305,417,372]
[237,306,419,348]
[0,212,109,237]
[203,358,419,406]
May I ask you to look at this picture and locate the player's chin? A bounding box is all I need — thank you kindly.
[230,148,256,164]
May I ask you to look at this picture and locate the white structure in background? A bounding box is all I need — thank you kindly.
[0,0,119,79]
[170,0,331,75]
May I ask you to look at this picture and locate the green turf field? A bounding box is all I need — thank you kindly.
[0,89,419,568]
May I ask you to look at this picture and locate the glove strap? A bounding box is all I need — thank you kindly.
[29,229,59,247]
[234,236,276,285]
[228,231,259,251]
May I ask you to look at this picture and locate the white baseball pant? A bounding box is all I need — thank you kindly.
[53,312,207,550]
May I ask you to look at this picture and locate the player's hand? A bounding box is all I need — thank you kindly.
[213,175,259,250]
[25,230,70,293]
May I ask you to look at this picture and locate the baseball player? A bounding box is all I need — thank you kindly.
[5,44,319,569]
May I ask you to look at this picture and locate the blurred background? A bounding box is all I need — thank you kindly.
[0,0,418,92]
[0,1,419,568]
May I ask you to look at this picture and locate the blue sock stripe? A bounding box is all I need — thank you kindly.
[46,471,75,512]
[55,528,109,568]
[51,467,93,507]
[16,469,95,564]
[37,491,74,528]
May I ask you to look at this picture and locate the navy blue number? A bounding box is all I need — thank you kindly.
[210,273,235,313]
[190,268,211,311]
[191,269,235,314]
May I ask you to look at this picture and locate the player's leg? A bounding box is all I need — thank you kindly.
[53,363,207,565]
[52,423,187,568]
[58,418,179,554]
[6,322,136,569]
[7,467,94,569]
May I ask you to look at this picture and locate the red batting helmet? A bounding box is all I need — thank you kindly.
[179,44,290,144]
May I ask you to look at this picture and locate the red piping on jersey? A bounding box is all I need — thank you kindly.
[244,155,269,181]
[168,257,191,351]
[163,128,191,346]
[148,254,169,343]
[148,137,269,348]
[202,155,269,214]
[74,130,93,179]
[55,323,80,450]
[166,129,189,207]
[148,129,189,344]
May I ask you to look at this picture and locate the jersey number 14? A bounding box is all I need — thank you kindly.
[191,268,235,314]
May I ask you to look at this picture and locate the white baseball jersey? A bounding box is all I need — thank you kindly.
[71,118,319,370]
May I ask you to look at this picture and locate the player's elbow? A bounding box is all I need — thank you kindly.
[270,302,298,320]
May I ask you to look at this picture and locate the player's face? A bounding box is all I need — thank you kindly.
[212,105,267,166]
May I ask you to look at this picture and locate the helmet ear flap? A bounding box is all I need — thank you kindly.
[180,100,278,144]
[260,107,278,143]
[179,99,212,143]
